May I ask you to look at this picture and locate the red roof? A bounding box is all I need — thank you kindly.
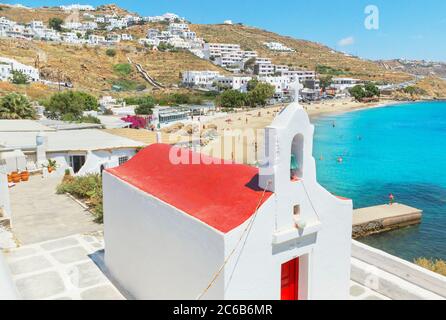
[107,144,273,233]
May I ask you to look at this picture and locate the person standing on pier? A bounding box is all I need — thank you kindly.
[389,193,395,206]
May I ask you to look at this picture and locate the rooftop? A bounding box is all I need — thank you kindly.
[107,144,273,233]
[0,120,54,132]
[0,129,144,152]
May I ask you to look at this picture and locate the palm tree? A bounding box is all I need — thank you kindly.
[0,93,36,119]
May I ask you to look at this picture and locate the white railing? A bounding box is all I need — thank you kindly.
[352,240,446,298]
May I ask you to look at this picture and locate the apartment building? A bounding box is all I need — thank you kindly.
[331,77,361,92]
[215,52,244,69]
[274,65,289,74]
[254,58,274,76]
[182,71,221,89]
[257,76,291,95]
[167,37,191,49]
[88,34,106,45]
[203,43,241,59]
[216,76,252,92]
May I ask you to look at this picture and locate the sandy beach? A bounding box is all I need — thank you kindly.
[166,98,399,164]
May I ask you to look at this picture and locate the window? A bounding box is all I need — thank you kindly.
[69,155,86,174]
[118,156,129,165]
[293,205,301,218]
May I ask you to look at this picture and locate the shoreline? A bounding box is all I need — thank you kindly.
[163,98,430,164]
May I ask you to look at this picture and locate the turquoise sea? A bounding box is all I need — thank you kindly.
[313,101,446,262]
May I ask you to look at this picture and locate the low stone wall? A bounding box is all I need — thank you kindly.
[351,240,446,298]
[352,212,422,238]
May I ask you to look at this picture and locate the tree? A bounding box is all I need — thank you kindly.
[48,17,64,31]
[319,75,333,91]
[0,93,36,119]
[134,96,155,115]
[44,91,98,120]
[217,90,246,109]
[349,85,366,101]
[135,104,154,115]
[77,92,99,111]
[364,82,380,98]
[246,83,275,107]
[11,70,29,84]
[247,79,259,92]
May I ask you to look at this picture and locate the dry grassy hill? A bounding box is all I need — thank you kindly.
[415,76,446,98]
[0,38,225,98]
[191,24,412,83]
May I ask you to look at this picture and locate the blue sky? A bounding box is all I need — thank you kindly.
[5,0,446,61]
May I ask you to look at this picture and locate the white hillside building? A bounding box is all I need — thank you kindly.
[331,78,362,92]
[103,97,353,300]
[264,41,295,52]
[60,4,95,11]
[0,57,39,82]
[203,43,241,59]
[258,75,292,95]
[216,76,252,92]
[182,70,221,89]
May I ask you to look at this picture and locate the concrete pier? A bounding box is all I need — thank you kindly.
[352,203,422,238]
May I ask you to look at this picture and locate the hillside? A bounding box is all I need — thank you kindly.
[378,59,446,78]
[190,24,412,83]
[415,76,446,98]
[0,38,224,97]
[0,4,420,100]
[0,3,133,24]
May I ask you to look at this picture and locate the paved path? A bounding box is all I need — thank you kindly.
[349,281,390,300]
[3,233,125,300]
[9,176,102,245]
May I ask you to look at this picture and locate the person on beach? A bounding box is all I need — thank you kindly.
[389,193,395,206]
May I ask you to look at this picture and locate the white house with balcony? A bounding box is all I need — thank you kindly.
[0,57,39,82]
[203,43,241,59]
[331,78,362,92]
[182,70,221,89]
[167,36,191,49]
[258,75,292,95]
[254,58,274,76]
[103,97,353,300]
[264,41,295,52]
[216,76,252,92]
[88,34,106,45]
[120,34,133,41]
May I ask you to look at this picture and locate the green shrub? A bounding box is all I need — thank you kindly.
[106,48,117,57]
[57,174,103,223]
[80,115,101,124]
[0,93,36,119]
[44,91,99,120]
[11,70,29,84]
[113,63,132,76]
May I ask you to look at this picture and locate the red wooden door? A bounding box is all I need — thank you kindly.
[281,257,299,300]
